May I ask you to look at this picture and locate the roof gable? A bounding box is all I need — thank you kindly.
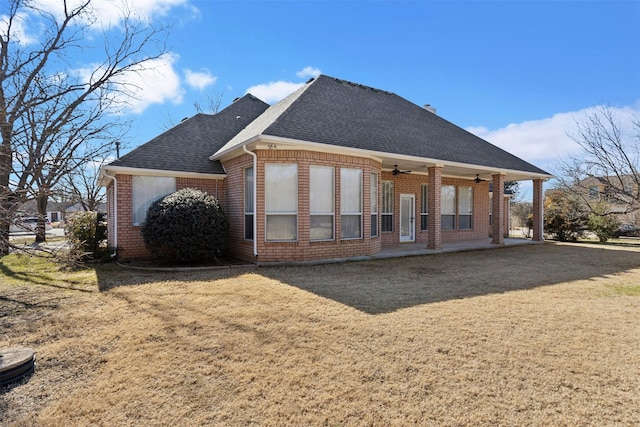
[109,94,269,175]
[214,75,549,176]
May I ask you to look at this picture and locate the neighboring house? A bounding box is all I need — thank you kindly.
[99,75,551,263]
[580,175,639,225]
[18,200,66,224]
[65,202,107,216]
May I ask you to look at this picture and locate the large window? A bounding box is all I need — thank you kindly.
[441,185,456,230]
[244,167,254,240]
[370,173,378,237]
[381,181,394,232]
[132,176,176,225]
[265,164,298,241]
[341,168,362,239]
[458,186,473,229]
[310,166,334,241]
[421,184,428,230]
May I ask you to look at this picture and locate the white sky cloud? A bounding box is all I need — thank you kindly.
[296,66,322,79]
[32,0,189,28]
[466,111,581,170]
[78,53,183,114]
[124,53,184,113]
[246,67,322,103]
[468,104,640,173]
[0,12,37,45]
[466,103,640,200]
[184,68,217,90]
[246,81,305,104]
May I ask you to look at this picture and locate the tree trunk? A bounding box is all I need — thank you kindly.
[0,190,19,256]
[35,191,48,243]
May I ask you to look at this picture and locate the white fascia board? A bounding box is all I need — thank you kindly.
[210,134,554,181]
[98,165,225,187]
[210,135,261,161]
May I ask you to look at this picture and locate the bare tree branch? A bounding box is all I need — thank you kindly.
[0,0,169,252]
[556,105,640,224]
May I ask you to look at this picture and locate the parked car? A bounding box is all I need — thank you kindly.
[10,217,53,233]
[613,224,640,238]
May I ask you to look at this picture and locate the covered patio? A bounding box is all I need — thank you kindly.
[374,237,542,260]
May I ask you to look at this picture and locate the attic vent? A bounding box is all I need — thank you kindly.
[424,104,436,114]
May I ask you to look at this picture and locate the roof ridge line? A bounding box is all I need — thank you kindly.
[323,74,395,96]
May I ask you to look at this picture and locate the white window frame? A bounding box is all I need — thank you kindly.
[381,180,394,232]
[244,166,254,240]
[340,168,362,240]
[310,165,335,241]
[370,172,378,238]
[265,163,298,242]
[421,184,428,230]
[132,176,176,226]
[458,186,473,230]
[441,185,456,230]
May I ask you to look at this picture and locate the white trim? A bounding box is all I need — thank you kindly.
[243,145,258,257]
[210,134,553,181]
[399,194,416,242]
[102,170,118,254]
[99,165,225,185]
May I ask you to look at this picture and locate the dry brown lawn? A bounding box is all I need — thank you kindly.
[1,242,639,426]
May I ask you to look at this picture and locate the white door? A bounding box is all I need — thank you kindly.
[399,194,415,242]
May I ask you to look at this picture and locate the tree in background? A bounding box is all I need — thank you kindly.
[557,105,640,217]
[0,0,167,251]
[57,154,113,214]
[587,202,620,243]
[544,188,588,242]
[511,201,533,237]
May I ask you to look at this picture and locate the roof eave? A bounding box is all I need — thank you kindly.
[211,134,554,181]
[98,165,226,187]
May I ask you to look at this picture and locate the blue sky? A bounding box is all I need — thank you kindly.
[6,0,640,199]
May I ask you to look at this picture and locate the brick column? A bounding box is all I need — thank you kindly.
[532,178,545,241]
[427,166,442,250]
[491,173,505,245]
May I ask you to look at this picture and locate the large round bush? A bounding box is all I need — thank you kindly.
[141,188,228,262]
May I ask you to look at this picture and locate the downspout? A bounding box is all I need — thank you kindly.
[102,170,118,258]
[243,144,258,258]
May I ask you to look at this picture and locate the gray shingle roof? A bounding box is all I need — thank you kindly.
[216,75,549,176]
[109,94,269,174]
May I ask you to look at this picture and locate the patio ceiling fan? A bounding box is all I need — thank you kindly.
[474,174,487,183]
[392,165,411,176]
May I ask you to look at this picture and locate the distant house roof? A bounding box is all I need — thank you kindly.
[107,94,269,175]
[214,75,551,178]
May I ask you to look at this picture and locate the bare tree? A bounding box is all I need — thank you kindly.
[162,90,225,130]
[59,153,113,213]
[193,91,225,115]
[557,105,640,217]
[0,0,167,251]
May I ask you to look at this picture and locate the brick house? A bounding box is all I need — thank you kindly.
[99,75,551,263]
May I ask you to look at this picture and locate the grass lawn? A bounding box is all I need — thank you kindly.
[1,242,639,426]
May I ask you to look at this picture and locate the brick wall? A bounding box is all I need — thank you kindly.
[110,157,498,262]
[379,171,491,247]
[112,174,225,261]
[223,149,382,263]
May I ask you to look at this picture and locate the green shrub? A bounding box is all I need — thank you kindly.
[66,211,108,260]
[141,188,228,263]
[587,208,620,243]
[544,189,588,242]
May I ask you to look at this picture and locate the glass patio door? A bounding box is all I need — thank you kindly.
[399,194,415,242]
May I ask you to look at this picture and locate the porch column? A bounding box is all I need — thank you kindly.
[491,173,505,245]
[532,178,545,241]
[427,165,442,250]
